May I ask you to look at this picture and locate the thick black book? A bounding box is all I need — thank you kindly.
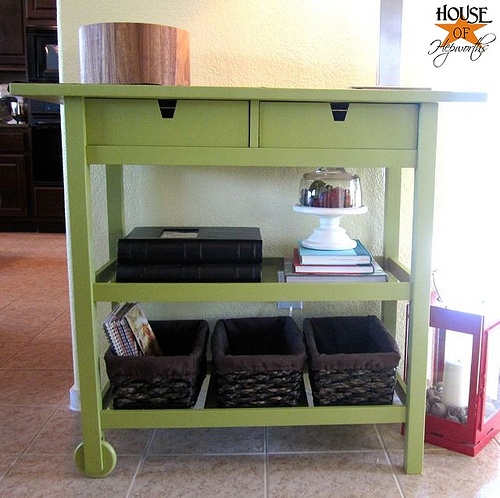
[117,226,263,265]
[115,263,262,283]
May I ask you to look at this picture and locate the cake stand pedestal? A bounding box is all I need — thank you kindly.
[293,205,368,250]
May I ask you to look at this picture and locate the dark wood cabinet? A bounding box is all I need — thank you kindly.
[0,0,26,70]
[0,154,28,216]
[0,124,64,232]
[0,0,62,231]
[34,185,64,217]
[24,0,57,25]
[0,126,30,218]
[0,0,57,73]
[29,123,64,231]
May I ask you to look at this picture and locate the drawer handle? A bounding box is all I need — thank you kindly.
[158,99,177,118]
[330,102,350,122]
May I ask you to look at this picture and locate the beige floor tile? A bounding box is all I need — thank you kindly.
[0,455,17,480]
[267,424,383,453]
[267,452,402,498]
[1,292,67,318]
[19,289,69,308]
[1,342,73,371]
[130,455,265,497]
[31,311,72,343]
[0,306,62,343]
[0,287,27,310]
[0,342,25,366]
[0,369,73,405]
[24,406,81,456]
[0,405,58,453]
[26,406,153,457]
[0,454,140,498]
[0,232,65,250]
[376,423,407,450]
[106,428,155,455]
[149,426,266,455]
[392,441,500,497]
[0,258,64,287]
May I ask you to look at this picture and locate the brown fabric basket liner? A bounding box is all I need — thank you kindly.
[303,316,400,370]
[211,316,306,407]
[105,320,209,409]
[303,316,401,406]
[212,316,306,374]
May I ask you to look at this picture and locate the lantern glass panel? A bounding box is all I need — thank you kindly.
[427,329,472,424]
[484,326,500,423]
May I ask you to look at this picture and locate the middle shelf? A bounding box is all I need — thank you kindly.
[93,257,411,303]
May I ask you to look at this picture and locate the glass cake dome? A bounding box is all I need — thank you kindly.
[293,167,367,250]
[298,167,363,209]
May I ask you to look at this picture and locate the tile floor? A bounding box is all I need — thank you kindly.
[1,231,500,497]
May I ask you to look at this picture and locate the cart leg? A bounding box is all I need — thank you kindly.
[74,440,117,478]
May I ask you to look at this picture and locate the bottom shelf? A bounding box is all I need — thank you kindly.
[101,372,407,430]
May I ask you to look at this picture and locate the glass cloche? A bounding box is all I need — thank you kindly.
[298,167,363,209]
[293,167,367,250]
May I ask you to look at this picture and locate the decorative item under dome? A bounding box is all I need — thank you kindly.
[293,167,367,250]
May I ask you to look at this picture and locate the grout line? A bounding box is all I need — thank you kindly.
[0,454,24,485]
[374,425,405,497]
[264,426,269,498]
[126,428,157,498]
[143,450,266,458]
[15,404,61,458]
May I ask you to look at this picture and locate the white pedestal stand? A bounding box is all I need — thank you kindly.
[293,205,368,250]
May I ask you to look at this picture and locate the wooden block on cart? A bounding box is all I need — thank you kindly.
[105,320,208,409]
[79,22,190,85]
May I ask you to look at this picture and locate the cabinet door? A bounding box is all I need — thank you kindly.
[24,0,56,24]
[33,185,64,217]
[0,154,28,217]
[0,0,25,70]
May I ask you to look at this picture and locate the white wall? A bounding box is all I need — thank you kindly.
[58,0,379,88]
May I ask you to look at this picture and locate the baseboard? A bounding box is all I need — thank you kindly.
[69,384,81,411]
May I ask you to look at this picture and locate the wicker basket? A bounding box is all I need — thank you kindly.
[105,319,208,409]
[303,316,400,406]
[211,316,306,407]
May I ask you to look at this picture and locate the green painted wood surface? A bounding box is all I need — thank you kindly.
[259,102,417,149]
[86,99,250,147]
[101,404,407,429]
[9,83,487,104]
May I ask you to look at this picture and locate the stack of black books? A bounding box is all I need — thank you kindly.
[116,226,263,283]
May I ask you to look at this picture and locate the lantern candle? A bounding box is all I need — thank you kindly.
[442,359,470,408]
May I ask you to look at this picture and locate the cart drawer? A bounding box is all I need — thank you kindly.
[86,99,250,147]
[259,102,418,149]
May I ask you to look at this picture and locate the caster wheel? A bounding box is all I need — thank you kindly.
[74,440,117,477]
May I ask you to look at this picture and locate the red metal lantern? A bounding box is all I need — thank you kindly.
[425,294,500,455]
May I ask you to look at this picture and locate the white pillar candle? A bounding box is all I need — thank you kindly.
[442,360,470,407]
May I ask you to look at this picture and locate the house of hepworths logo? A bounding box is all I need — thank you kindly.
[429,5,496,67]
